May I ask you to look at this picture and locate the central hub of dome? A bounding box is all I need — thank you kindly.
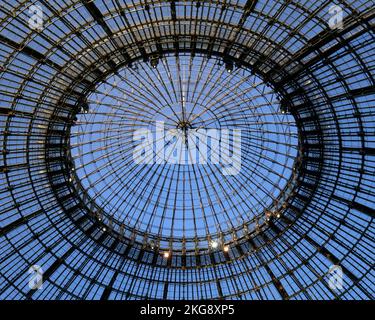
[69,53,300,250]
[176,120,193,130]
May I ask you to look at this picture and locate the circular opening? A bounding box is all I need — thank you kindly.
[70,54,299,248]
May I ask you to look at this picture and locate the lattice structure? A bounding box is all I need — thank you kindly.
[0,1,374,300]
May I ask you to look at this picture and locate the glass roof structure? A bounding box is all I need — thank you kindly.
[0,0,374,300]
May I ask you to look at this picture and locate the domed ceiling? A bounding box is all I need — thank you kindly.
[0,0,374,300]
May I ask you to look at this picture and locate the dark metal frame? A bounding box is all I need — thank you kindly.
[0,0,374,300]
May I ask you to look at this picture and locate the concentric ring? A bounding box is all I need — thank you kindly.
[70,54,299,247]
[0,0,373,300]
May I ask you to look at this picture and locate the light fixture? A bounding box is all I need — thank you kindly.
[163,251,170,258]
[150,56,159,69]
[210,240,219,249]
[265,210,272,222]
[150,240,155,249]
[223,245,230,252]
[225,60,234,73]
[280,102,290,114]
[81,102,89,114]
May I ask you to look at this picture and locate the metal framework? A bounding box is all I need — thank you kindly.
[0,0,374,300]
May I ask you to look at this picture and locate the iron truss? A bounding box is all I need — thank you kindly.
[0,0,374,300]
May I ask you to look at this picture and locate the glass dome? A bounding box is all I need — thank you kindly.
[70,53,299,250]
[0,0,374,300]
